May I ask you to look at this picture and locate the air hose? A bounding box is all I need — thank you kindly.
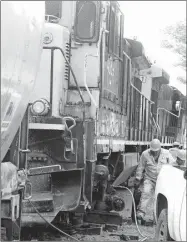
[27,188,148,242]
[24,175,148,241]
[28,199,79,241]
[114,186,149,241]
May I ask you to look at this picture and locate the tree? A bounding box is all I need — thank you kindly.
[161,20,186,84]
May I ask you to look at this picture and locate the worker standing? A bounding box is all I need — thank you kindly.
[134,139,175,222]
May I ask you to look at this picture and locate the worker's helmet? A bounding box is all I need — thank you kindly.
[177,150,186,161]
[173,141,180,147]
[150,139,161,151]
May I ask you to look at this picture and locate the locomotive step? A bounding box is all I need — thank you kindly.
[28,165,61,176]
[22,193,54,213]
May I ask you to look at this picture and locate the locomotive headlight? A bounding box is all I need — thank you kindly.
[31,98,50,116]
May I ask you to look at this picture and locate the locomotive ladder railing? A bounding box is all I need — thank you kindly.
[156,106,184,142]
[123,51,158,142]
[129,85,157,142]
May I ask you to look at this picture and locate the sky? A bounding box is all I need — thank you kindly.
[119,1,186,95]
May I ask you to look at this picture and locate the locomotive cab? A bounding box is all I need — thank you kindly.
[22,16,84,227]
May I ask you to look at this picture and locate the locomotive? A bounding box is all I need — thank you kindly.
[21,0,186,228]
[1,0,186,239]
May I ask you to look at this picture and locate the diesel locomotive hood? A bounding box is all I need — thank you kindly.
[126,38,151,70]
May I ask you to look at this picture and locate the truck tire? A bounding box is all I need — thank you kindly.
[155,208,172,241]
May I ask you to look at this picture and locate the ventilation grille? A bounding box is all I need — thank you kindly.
[64,42,70,81]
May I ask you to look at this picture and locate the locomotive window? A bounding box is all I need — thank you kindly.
[114,10,121,56]
[119,14,124,57]
[108,4,124,57]
[105,4,110,47]
[45,1,62,18]
[109,5,116,53]
[75,1,97,40]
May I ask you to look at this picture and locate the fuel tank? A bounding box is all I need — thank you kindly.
[1,1,45,161]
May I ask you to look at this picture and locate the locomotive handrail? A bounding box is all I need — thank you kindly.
[156,107,182,135]
[150,112,158,130]
[43,46,85,105]
[84,53,97,107]
[63,116,76,130]
[123,51,154,105]
[123,51,159,134]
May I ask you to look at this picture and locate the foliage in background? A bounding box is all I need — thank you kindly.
[161,20,186,84]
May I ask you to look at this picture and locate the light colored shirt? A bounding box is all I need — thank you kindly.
[136,148,175,182]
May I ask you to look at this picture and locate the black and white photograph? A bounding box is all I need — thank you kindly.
[1,1,186,241]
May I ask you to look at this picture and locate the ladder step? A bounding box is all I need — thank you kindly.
[22,193,54,213]
[28,165,61,176]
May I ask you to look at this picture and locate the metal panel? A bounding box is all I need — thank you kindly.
[28,165,61,176]
[29,123,65,130]
[22,169,83,225]
[51,169,83,211]
[71,121,86,168]
[103,57,121,103]
[97,109,127,138]
[69,44,100,87]
[1,1,44,161]
[29,50,51,104]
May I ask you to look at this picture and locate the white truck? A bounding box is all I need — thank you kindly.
[154,164,186,241]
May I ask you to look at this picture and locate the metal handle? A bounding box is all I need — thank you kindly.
[156,107,182,137]
[63,117,76,130]
[19,149,30,153]
[84,54,98,107]
[24,181,32,200]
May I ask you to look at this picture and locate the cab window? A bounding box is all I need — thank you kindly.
[74,1,101,43]
[45,1,62,18]
[108,3,124,57]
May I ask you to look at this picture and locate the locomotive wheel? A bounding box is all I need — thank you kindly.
[112,196,125,212]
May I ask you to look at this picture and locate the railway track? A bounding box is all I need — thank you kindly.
[19,222,155,241]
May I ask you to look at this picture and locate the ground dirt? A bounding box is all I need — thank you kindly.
[31,222,155,241]
[24,199,155,241]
